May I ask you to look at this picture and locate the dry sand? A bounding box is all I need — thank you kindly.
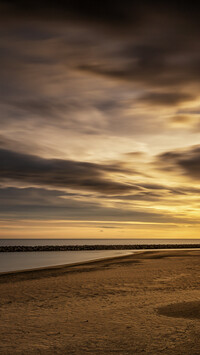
[0,250,200,354]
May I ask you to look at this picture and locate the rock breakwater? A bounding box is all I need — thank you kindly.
[0,244,200,252]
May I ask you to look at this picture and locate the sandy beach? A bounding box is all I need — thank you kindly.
[0,250,200,354]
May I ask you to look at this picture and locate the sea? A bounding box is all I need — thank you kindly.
[0,238,200,273]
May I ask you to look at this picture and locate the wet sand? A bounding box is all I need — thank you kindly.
[0,250,200,354]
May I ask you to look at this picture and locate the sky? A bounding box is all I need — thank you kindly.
[0,1,200,239]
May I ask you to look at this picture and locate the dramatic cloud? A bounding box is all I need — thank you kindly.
[139,92,194,106]
[0,148,135,194]
[0,1,200,237]
[157,145,200,179]
[0,186,196,225]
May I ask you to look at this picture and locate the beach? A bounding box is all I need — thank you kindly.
[0,250,200,354]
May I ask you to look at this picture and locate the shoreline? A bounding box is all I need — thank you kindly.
[1,247,200,276]
[0,248,199,279]
[1,248,200,276]
[0,250,135,277]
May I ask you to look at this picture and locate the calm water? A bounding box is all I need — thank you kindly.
[1,239,199,273]
[0,250,133,273]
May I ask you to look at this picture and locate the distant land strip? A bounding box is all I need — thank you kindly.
[1,244,200,252]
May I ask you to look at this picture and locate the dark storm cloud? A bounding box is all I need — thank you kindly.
[68,6,200,92]
[0,187,70,206]
[78,46,200,90]
[138,92,194,106]
[0,1,161,25]
[2,2,200,74]
[157,145,200,179]
[1,0,200,143]
[0,186,193,224]
[1,1,198,27]
[0,148,135,194]
[0,187,102,219]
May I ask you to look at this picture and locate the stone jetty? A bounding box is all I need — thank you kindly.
[0,244,200,252]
